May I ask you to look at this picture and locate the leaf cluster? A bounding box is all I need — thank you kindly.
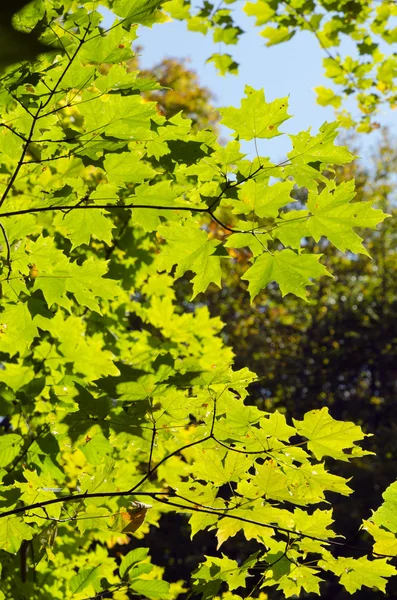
[0,2,394,600]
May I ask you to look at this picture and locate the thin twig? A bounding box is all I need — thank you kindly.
[0,221,12,280]
[128,435,212,493]
[148,424,156,472]
[0,123,28,142]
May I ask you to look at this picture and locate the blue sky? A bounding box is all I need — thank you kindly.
[101,7,396,165]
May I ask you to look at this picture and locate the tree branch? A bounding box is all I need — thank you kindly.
[0,221,12,280]
[0,103,42,211]
[2,486,393,557]
[0,123,28,142]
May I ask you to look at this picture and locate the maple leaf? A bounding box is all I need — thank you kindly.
[0,516,33,553]
[54,209,115,249]
[371,481,397,533]
[288,122,356,165]
[306,180,389,255]
[242,249,332,300]
[319,555,397,593]
[220,85,291,140]
[364,521,397,557]
[293,407,371,461]
[232,180,295,218]
[158,220,227,298]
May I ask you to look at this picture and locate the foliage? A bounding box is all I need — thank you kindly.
[164,0,397,131]
[196,131,397,419]
[182,131,397,597]
[0,2,395,599]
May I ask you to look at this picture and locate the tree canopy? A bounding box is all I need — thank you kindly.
[0,2,396,599]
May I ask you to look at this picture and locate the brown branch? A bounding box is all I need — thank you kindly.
[0,445,394,558]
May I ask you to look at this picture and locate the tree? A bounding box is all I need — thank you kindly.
[0,1,396,599]
[186,129,397,598]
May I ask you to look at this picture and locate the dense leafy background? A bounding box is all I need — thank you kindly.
[0,1,396,599]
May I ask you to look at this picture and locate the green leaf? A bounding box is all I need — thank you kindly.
[244,1,275,26]
[263,563,322,597]
[293,407,370,461]
[206,53,239,76]
[79,94,157,140]
[129,579,171,599]
[364,520,397,557]
[274,210,310,249]
[69,565,102,594]
[120,548,150,579]
[307,180,388,255]
[53,209,115,249]
[191,447,253,486]
[0,434,23,467]
[315,86,342,108]
[158,221,226,297]
[288,122,356,165]
[259,411,296,441]
[17,470,62,520]
[193,555,248,592]
[131,181,180,232]
[220,86,291,140]
[80,433,112,465]
[233,180,295,218]
[0,303,39,357]
[319,555,397,593]
[65,257,121,313]
[0,516,33,553]
[104,152,157,185]
[80,27,136,64]
[371,481,397,533]
[0,2,53,71]
[112,0,164,26]
[225,231,264,257]
[261,25,295,46]
[242,249,332,300]
[0,363,35,392]
[2,214,37,245]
